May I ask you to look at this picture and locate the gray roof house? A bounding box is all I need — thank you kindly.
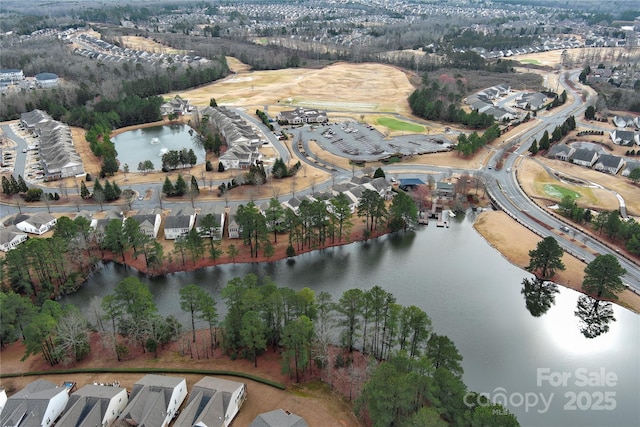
[547,144,575,162]
[115,375,187,427]
[129,209,162,238]
[570,148,599,167]
[0,224,28,252]
[164,207,196,240]
[0,379,69,427]
[609,130,640,146]
[436,181,455,199]
[594,154,625,175]
[14,212,57,235]
[622,161,640,177]
[277,107,328,125]
[173,377,246,427]
[56,384,128,427]
[249,409,308,427]
[612,115,636,128]
[196,206,225,240]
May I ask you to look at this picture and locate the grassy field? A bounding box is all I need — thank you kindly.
[376,117,425,132]
[518,59,541,65]
[543,184,581,200]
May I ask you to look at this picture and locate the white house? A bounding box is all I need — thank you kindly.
[57,384,128,427]
[164,207,196,240]
[570,148,599,167]
[594,154,625,175]
[173,377,246,427]
[195,206,225,240]
[14,212,57,235]
[0,379,69,427]
[117,375,187,427]
[129,209,162,238]
[0,225,28,251]
[609,129,640,146]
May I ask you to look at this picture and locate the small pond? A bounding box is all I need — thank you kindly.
[112,125,205,171]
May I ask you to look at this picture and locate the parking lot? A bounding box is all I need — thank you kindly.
[6,122,45,182]
[288,120,452,162]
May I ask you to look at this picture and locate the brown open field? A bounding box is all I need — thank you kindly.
[120,36,186,54]
[166,62,416,115]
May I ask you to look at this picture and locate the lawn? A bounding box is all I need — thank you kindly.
[518,59,541,65]
[376,117,425,133]
[543,184,580,200]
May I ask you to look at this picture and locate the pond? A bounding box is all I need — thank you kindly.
[63,214,640,427]
[112,125,205,171]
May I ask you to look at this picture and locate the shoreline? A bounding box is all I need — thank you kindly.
[474,210,640,314]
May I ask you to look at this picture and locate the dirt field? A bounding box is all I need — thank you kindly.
[166,62,416,115]
[515,47,636,68]
[474,211,640,313]
[120,36,186,54]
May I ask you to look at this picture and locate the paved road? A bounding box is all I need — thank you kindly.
[2,71,638,292]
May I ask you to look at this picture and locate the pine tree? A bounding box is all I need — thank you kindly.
[175,174,187,196]
[162,176,175,197]
[17,175,28,193]
[80,181,90,199]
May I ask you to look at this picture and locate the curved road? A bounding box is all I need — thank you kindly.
[2,71,638,291]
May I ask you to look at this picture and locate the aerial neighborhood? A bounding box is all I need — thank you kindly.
[1,1,639,427]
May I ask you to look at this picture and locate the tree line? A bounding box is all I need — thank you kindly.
[1,272,519,425]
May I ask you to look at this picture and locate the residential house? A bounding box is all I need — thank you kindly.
[173,377,246,427]
[129,209,162,238]
[249,409,308,427]
[397,178,426,192]
[609,129,640,146]
[0,225,28,251]
[164,207,196,240]
[14,212,57,235]
[570,148,599,167]
[514,92,547,111]
[56,384,128,427]
[35,73,59,88]
[594,154,625,175]
[195,205,225,240]
[0,379,69,427]
[116,375,187,427]
[547,144,575,161]
[160,96,192,116]
[225,207,241,239]
[90,210,124,243]
[436,181,455,199]
[363,176,393,199]
[622,161,640,177]
[277,107,328,125]
[612,115,636,128]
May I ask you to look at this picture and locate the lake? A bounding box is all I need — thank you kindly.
[62,213,640,427]
[112,125,206,171]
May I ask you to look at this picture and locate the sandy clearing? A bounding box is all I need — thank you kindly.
[166,62,415,114]
[474,210,640,313]
[120,36,185,54]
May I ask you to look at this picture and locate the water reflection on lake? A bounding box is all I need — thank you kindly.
[63,214,640,427]
[112,125,205,171]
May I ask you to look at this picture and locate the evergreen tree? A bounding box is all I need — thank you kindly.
[162,176,175,197]
[174,174,187,196]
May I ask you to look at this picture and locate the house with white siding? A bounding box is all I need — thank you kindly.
[164,207,196,240]
[173,377,246,427]
[594,154,625,175]
[116,375,187,427]
[570,148,599,167]
[14,212,57,235]
[57,384,128,427]
[0,379,69,427]
[0,225,28,251]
